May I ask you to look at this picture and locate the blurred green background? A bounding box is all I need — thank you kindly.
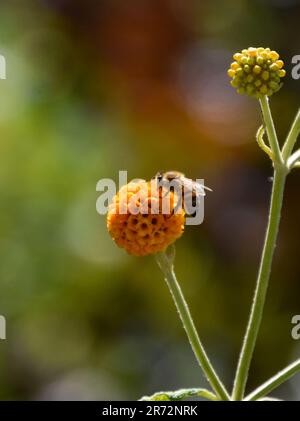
[0,0,300,400]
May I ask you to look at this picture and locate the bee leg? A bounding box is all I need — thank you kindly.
[189,195,199,217]
[170,194,183,217]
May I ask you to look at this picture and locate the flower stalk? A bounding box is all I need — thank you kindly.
[232,92,292,400]
[155,250,230,401]
[287,149,300,170]
[232,167,287,400]
[244,359,300,401]
[229,49,300,401]
[259,96,283,166]
[282,108,300,161]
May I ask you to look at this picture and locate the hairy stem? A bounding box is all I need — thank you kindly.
[244,359,300,401]
[282,108,300,161]
[288,149,300,170]
[259,96,283,166]
[155,252,230,401]
[232,168,287,400]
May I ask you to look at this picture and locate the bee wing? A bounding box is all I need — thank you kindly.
[184,178,206,196]
[203,184,213,192]
[180,177,194,192]
[194,181,212,195]
[179,177,211,215]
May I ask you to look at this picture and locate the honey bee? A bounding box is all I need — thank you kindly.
[153,170,212,216]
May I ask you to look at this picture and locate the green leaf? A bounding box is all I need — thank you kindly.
[139,388,218,401]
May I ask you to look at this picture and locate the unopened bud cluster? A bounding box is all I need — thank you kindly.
[227,47,286,98]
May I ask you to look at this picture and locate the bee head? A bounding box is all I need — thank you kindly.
[154,171,164,182]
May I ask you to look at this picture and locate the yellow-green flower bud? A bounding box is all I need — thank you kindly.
[262,71,270,81]
[227,47,286,98]
[253,65,262,74]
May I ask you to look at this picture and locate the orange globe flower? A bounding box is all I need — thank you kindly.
[107,181,185,256]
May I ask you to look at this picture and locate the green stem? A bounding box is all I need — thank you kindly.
[232,168,287,400]
[155,252,230,401]
[244,359,300,401]
[282,108,300,161]
[287,148,300,170]
[259,96,283,166]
